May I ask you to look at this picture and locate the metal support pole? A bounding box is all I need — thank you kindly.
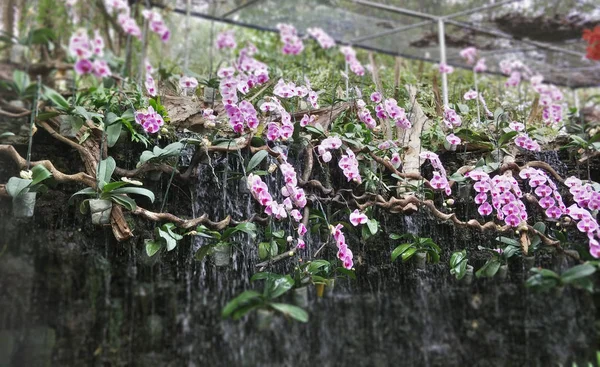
[438,19,448,107]
[183,0,192,71]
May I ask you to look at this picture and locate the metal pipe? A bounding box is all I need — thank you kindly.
[221,0,263,18]
[352,0,436,20]
[438,19,448,107]
[347,20,432,44]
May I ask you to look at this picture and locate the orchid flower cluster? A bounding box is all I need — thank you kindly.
[104,0,142,38]
[420,152,451,195]
[277,23,304,55]
[141,9,170,42]
[260,78,319,141]
[216,30,236,50]
[564,177,600,257]
[520,168,566,219]
[466,169,527,226]
[499,59,532,89]
[213,37,270,133]
[355,92,411,130]
[261,97,293,141]
[144,60,158,97]
[307,27,336,49]
[438,62,454,74]
[339,149,362,184]
[68,29,111,77]
[134,106,165,134]
[340,46,365,76]
[459,47,487,73]
[331,224,354,269]
[316,136,342,163]
[531,75,564,126]
[247,160,308,249]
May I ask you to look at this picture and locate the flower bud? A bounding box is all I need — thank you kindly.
[446,198,455,206]
[206,121,216,128]
[288,251,294,257]
[268,164,278,173]
[287,236,293,243]
[160,127,168,134]
[19,170,33,180]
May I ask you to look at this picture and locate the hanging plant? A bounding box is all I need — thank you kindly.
[6,165,53,218]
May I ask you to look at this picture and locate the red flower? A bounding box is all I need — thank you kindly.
[583,26,600,61]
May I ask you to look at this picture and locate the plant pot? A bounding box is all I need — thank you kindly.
[12,192,36,218]
[315,283,325,298]
[203,87,216,103]
[414,252,427,269]
[523,255,535,270]
[59,117,78,138]
[213,244,231,267]
[497,264,508,280]
[462,265,474,285]
[89,199,112,225]
[293,286,309,308]
[325,278,335,297]
[256,309,273,330]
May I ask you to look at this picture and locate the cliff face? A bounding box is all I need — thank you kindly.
[0,129,597,366]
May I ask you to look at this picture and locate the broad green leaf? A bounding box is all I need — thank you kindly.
[97,157,116,190]
[158,228,177,251]
[222,290,262,318]
[194,244,213,261]
[30,164,52,187]
[101,181,130,192]
[498,131,518,146]
[391,243,412,262]
[476,258,501,278]
[13,70,30,94]
[111,187,155,203]
[69,187,96,204]
[367,218,378,235]
[258,242,269,259]
[270,303,308,323]
[110,194,136,211]
[43,86,69,110]
[106,117,122,147]
[6,177,31,197]
[246,150,268,172]
[0,132,15,139]
[145,240,162,257]
[561,264,596,284]
[402,247,417,262]
[268,275,294,299]
[495,236,519,246]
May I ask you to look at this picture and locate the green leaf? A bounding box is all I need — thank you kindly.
[367,218,378,235]
[101,181,130,192]
[111,187,155,203]
[222,290,262,319]
[476,258,501,278]
[158,228,178,251]
[43,86,69,110]
[246,150,268,172]
[457,103,469,114]
[97,157,116,190]
[495,236,519,246]
[69,187,96,204]
[402,247,417,262]
[304,125,326,136]
[6,177,31,197]
[270,303,308,322]
[0,132,15,139]
[498,131,518,146]
[268,275,294,299]
[30,165,52,188]
[194,244,213,261]
[106,116,122,148]
[164,223,183,240]
[561,264,596,284]
[145,240,163,257]
[391,243,412,262]
[258,242,269,260]
[109,194,137,211]
[389,233,402,240]
[533,222,546,234]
